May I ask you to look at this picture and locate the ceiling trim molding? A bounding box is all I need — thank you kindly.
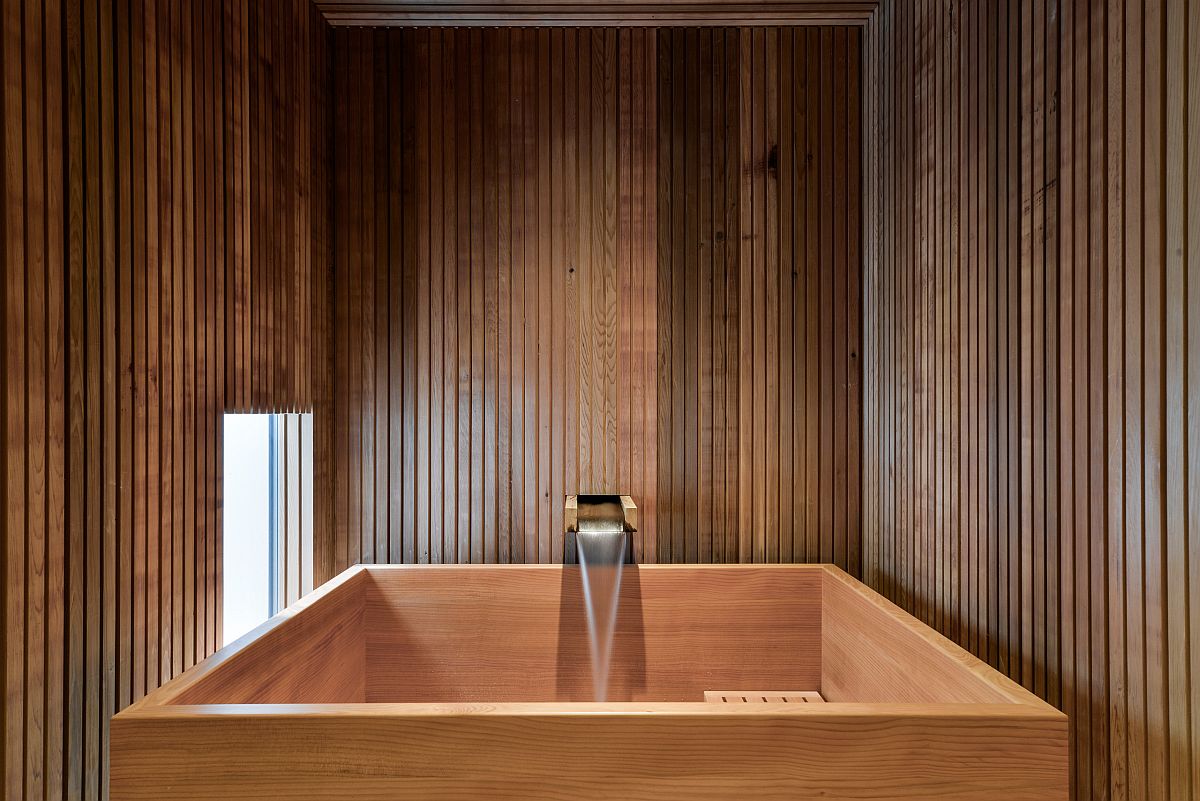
[312,2,879,27]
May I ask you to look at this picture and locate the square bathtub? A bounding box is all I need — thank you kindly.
[111,564,1067,800]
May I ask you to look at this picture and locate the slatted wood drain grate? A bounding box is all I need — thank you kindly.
[703,691,826,704]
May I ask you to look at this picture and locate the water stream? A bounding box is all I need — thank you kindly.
[576,529,626,702]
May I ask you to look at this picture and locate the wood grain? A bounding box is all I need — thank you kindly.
[112,706,1067,801]
[109,565,1067,801]
[325,28,660,570]
[363,564,821,702]
[822,566,1035,705]
[655,26,860,567]
[227,0,328,413]
[167,568,364,706]
[322,27,861,578]
[860,1,1200,799]
[3,0,228,796]
[20,6,1200,801]
[2,1,330,798]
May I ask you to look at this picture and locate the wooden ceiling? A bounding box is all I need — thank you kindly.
[312,1,879,27]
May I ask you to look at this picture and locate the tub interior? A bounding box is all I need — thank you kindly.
[169,565,1016,707]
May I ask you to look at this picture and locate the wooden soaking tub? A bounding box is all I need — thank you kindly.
[110,564,1067,800]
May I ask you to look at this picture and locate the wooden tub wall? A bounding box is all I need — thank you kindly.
[820,568,1038,705]
[110,565,1068,801]
[149,563,1047,708]
[157,569,368,706]
[363,564,823,702]
[157,563,826,705]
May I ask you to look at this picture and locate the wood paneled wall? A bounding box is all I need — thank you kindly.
[226,0,330,413]
[3,1,328,799]
[5,0,227,796]
[327,27,660,568]
[861,1,1200,799]
[656,27,860,566]
[323,26,861,577]
[3,1,68,800]
[274,413,316,609]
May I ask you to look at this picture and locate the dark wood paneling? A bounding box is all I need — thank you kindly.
[861,1,1200,800]
[313,1,877,27]
[322,27,860,577]
[226,0,329,413]
[70,0,227,794]
[327,27,660,569]
[655,27,860,566]
[3,1,328,798]
[3,4,67,801]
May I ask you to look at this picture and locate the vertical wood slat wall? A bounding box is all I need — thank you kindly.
[3,4,67,801]
[860,1,1200,800]
[328,27,659,569]
[2,1,328,799]
[323,27,861,577]
[226,0,329,413]
[274,413,316,609]
[656,27,861,567]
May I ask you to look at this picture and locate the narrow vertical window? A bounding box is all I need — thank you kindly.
[223,412,313,647]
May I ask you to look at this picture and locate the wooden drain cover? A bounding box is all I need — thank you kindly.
[704,691,825,704]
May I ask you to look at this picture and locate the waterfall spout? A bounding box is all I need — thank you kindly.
[565,495,636,702]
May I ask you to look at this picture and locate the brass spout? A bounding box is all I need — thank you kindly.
[564,495,638,564]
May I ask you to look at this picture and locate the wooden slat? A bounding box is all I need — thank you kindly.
[226,0,323,414]
[321,28,860,576]
[17,9,1200,801]
[703,690,826,703]
[651,26,861,571]
[326,27,666,571]
[1186,5,1200,801]
[861,1,1200,799]
[80,1,105,797]
[1,0,330,797]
